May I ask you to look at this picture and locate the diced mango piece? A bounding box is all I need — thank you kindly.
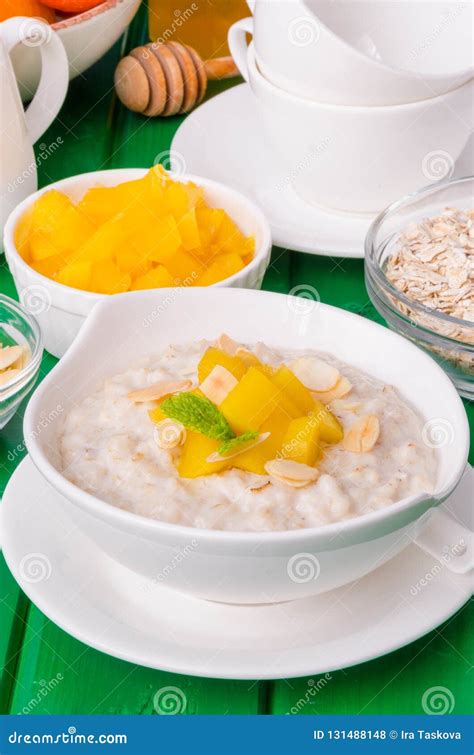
[197,347,247,384]
[213,213,247,255]
[198,253,244,286]
[148,405,166,423]
[75,215,124,264]
[78,179,148,223]
[220,367,284,434]
[272,365,315,414]
[311,399,344,444]
[14,205,34,259]
[281,415,322,466]
[142,215,181,263]
[178,208,201,251]
[32,253,69,279]
[50,205,96,254]
[130,266,175,290]
[164,181,189,217]
[165,250,203,284]
[29,231,60,261]
[178,430,228,478]
[31,190,71,235]
[114,243,151,276]
[56,260,92,291]
[233,406,291,475]
[89,260,130,294]
[195,206,225,248]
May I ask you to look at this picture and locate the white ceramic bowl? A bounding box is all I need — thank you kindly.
[3,168,272,358]
[247,1,474,105]
[24,288,469,604]
[229,38,473,213]
[11,0,141,101]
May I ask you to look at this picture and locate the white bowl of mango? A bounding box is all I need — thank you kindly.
[3,168,272,358]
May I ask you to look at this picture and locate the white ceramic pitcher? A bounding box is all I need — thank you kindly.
[0,16,68,238]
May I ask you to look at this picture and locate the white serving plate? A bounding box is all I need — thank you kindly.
[1,457,471,679]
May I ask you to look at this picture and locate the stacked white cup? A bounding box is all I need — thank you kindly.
[228,0,474,213]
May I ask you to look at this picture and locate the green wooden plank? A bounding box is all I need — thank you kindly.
[9,605,260,715]
[270,601,473,715]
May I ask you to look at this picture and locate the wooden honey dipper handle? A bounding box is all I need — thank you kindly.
[114,41,240,117]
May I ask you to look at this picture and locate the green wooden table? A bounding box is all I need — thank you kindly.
[0,5,472,718]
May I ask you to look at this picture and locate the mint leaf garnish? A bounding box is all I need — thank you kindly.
[218,431,259,456]
[161,392,235,441]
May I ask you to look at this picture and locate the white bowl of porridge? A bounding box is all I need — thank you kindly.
[24,289,469,604]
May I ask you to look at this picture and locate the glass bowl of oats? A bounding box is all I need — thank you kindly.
[365,177,474,399]
[0,294,43,429]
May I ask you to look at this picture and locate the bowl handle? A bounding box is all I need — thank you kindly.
[414,508,472,575]
[228,17,254,82]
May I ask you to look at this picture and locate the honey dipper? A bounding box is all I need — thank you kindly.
[114,41,239,117]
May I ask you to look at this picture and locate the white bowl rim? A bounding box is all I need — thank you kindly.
[24,287,470,546]
[3,168,272,304]
[248,42,474,112]
[297,0,474,83]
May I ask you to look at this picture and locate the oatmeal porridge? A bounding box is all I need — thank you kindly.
[59,336,436,532]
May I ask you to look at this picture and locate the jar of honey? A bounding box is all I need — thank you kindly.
[148,0,249,60]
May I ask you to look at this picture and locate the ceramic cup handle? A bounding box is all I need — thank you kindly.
[1,16,69,145]
[228,17,254,82]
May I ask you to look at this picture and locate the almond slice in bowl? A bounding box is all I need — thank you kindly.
[311,376,353,404]
[289,357,340,392]
[264,459,320,488]
[0,345,23,371]
[216,333,240,355]
[343,415,380,453]
[128,379,192,403]
[154,419,187,449]
[200,365,238,405]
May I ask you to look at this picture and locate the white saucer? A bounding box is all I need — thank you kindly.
[172,84,474,259]
[1,457,472,680]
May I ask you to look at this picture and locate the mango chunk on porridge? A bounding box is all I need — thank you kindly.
[16,167,255,292]
[197,347,247,384]
[311,399,344,444]
[220,367,290,434]
[178,430,229,478]
[271,365,315,414]
[233,406,293,475]
[281,416,322,466]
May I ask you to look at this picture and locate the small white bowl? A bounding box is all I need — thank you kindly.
[24,287,469,604]
[12,0,141,101]
[3,169,272,358]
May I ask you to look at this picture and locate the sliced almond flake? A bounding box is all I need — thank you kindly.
[0,345,23,370]
[206,432,270,463]
[216,333,239,355]
[264,459,320,487]
[0,368,21,386]
[200,365,238,406]
[343,415,380,453]
[311,376,352,403]
[128,379,192,403]
[155,419,186,449]
[289,356,340,392]
[330,399,361,413]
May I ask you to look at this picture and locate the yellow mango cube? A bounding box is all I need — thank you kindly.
[311,400,344,444]
[75,215,124,264]
[143,215,181,263]
[56,260,92,291]
[198,253,244,286]
[29,231,60,261]
[197,347,247,384]
[178,208,201,251]
[89,260,131,294]
[165,250,203,284]
[272,365,315,414]
[178,430,228,478]
[31,190,71,235]
[130,265,175,290]
[14,205,34,260]
[233,406,291,475]
[281,415,322,466]
[220,367,284,434]
[32,253,69,279]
